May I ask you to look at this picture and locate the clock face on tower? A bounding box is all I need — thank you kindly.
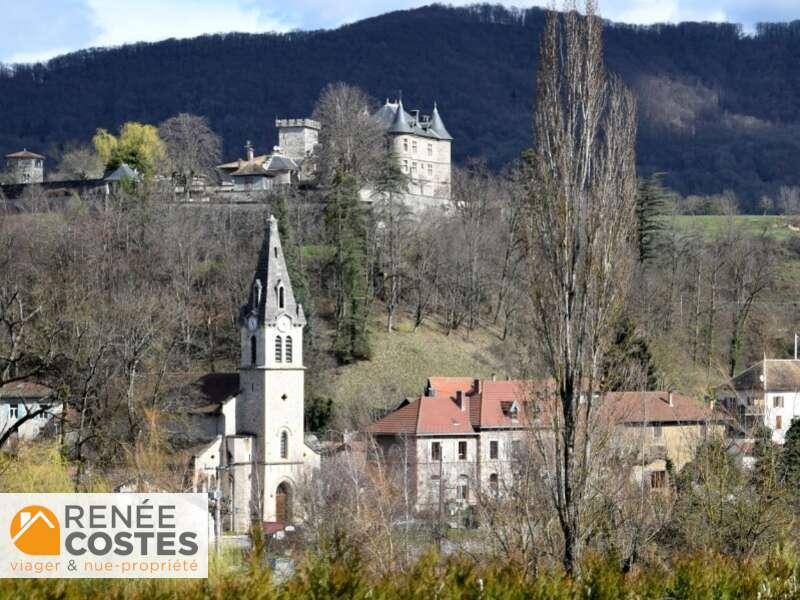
[277,314,292,333]
[247,315,258,332]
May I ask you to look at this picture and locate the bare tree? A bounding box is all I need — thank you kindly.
[522,2,638,573]
[52,143,104,181]
[159,113,222,199]
[312,83,385,185]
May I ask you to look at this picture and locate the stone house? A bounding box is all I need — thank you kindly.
[368,377,724,510]
[717,357,800,444]
[4,150,45,184]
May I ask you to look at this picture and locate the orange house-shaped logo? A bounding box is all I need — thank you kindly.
[10,505,60,555]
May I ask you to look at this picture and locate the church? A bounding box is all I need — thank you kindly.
[185,215,320,533]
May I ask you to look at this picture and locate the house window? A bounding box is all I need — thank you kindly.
[403,138,408,152]
[457,476,468,501]
[427,163,433,177]
[412,140,417,153]
[38,405,49,420]
[653,424,663,439]
[776,415,783,430]
[9,404,18,419]
[280,431,288,459]
[774,396,784,408]
[402,159,408,172]
[250,336,257,366]
[278,286,285,309]
[411,162,417,174]
[427,143,433,157]
[489,473,499,494]
[650,470,666,489]
[511,440,522,458]
[431,441,441,461]
[286,336,293,363]
[458,441,467,460]
[275,336,282,362]
[489,440,498,460]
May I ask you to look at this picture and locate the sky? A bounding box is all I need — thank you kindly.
[2,0,799,64]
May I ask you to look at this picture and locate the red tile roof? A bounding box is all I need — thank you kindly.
[603,391,726,424]
[5,150,44,160]
[369,394,474,436]
[371,376,724,436]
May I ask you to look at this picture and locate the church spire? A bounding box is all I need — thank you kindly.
[242,214,306,327]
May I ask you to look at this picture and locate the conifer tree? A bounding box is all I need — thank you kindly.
[779,417,800,490]
[325,170,371,363]
[636,173,668,263]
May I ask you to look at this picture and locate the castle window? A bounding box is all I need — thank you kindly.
[278,286,285,309]
[9,404,18,419]
[489,440,498,459]
[411,162,417,174]
[428,143,433,157]
[275,335,283,362]
[280,431,288,459]
[402,160,408,172]
[286,336,293,363]
[412,140,418,153]
[403,138,408,152]
[427,164,433,177]
[458,441,467,460]
[250,336,257,366]
[489,473,499,495]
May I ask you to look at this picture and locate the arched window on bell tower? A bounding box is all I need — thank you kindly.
[286,336,293,363]
[275,335,283,362]
[250,336,257,366]
[278,286,285,309]
[280,431,288,459]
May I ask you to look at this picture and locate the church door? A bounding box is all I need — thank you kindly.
[275,482,291,523]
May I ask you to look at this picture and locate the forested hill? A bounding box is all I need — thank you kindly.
[2,4,800,210]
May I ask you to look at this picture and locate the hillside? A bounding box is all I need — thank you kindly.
[2,5,800,210]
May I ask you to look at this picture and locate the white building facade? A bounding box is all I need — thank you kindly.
[718,358,800,444]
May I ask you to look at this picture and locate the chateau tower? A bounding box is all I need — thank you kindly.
[237,214,310,523]
[5,149,44,184]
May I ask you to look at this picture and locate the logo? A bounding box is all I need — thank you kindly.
[10,506,60,556]
[0,494,208,579]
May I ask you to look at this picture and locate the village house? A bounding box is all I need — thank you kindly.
[717,357,800,444]
[368,377,724,511]
[181,215,320,533]
[0,381,57,443]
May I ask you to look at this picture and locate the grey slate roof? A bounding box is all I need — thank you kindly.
[265,154,298,172]
[375,99,453,141]
[727,359,800,392]
[241,215,306,328]
[429,103,453,140]
[104,163,140,181]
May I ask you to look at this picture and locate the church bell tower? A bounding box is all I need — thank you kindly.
[237,214,308,523]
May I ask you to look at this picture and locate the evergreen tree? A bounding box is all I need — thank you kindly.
[779,417,800,490]
[601,317,660,390]
[325,170,371,363]
[635,174,668,263]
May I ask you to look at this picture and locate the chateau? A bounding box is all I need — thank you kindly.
[187,215,319,533]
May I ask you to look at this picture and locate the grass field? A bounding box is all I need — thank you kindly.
[328,317,507,418]
[668,214,800,241]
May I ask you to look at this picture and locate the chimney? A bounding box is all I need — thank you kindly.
[667,390,674,407]
[491,373,496,381]
[456,390,469,414]
[245,141,254,162]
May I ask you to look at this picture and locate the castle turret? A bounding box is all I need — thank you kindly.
[5,150,44,184]
[275,118,320,163]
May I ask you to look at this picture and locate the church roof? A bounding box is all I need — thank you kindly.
[241,215,306,328]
